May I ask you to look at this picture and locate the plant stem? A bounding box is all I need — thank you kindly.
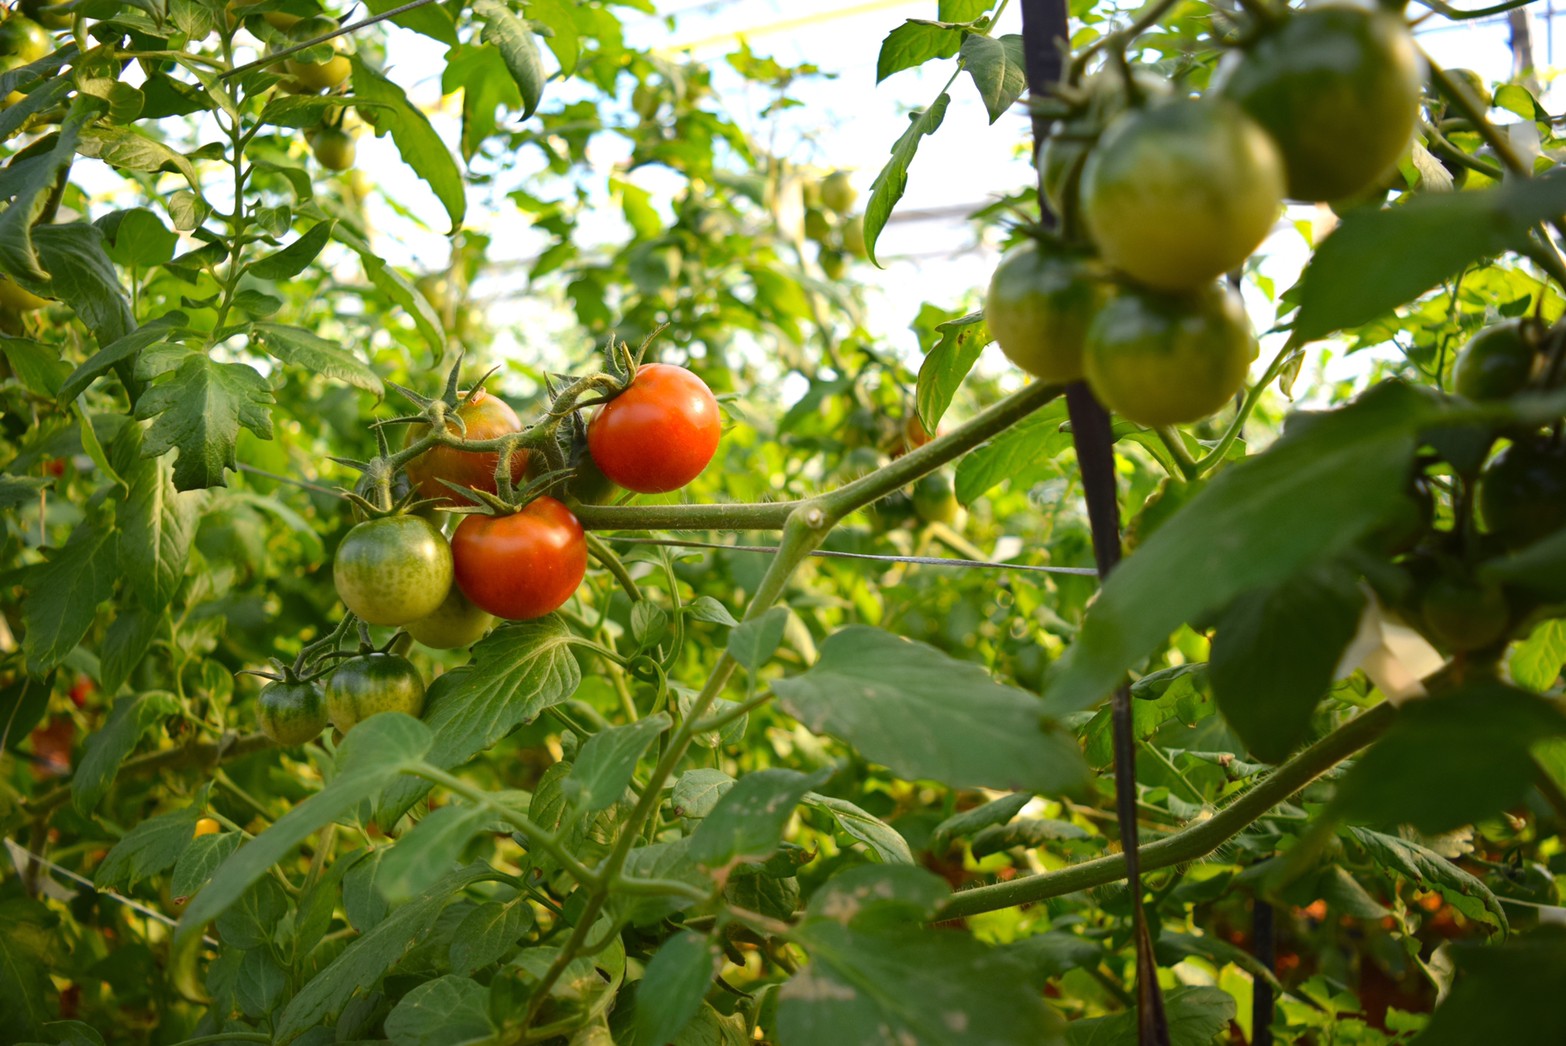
[938,701,1397,919]
[1192,344,1299,475]
[23,733,275,816]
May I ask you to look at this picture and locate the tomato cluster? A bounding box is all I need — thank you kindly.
[291,364,721,740]
[989,3,1423,428]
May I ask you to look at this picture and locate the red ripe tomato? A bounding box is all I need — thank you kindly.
[451,498,587,620]
[587,363,721,494]
[404,387,528,505]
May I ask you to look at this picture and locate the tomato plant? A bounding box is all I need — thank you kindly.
[451,498,587,620]
[333,515,454,626]
[310,126,356,171]
[7,1,1566,1044]
[587,362,722,493]
[324,654,426,732]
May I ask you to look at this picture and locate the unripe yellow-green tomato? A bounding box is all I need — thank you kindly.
[286,51,350,91]
[820,170,857,214]
[984,239,1108,384]
[312,126,355,170]
[405,583,495,650]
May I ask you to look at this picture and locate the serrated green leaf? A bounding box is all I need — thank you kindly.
[774,626,1089,793]
[94,806,201,889]
[803,792,913,864]
[727,606,790,672]
[177,714,432,944]
[689,768,830,870]
[864,93,950,267]
[58,314,186,403]
[1346,827,1505,932]
[376,802,493,905]
[672,769,734,820]
[350,59,466,231]
[1082,664,1211,770]
[171,831,240,899]
[954,398,1071,505]
[252,323,383,396]
[565,712,670,812]
[959,34,1025,123]
[134,354,275,491]
[916,310,992,435]
[450,899,534,975]
[0,95,99,286]
[876,21,961,83]
[931,793,1031,853]
[23,519,119,676]
[476,0,545,119]
[115,425,200,611]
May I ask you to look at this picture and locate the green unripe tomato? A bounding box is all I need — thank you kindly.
[286,51,350,91]
[1081,98,1285,292]
[312,126,355,170]
[803,208,832,243]
[404,583,494,650]
[326,654,426,732]
[1452,322,1537,401]
[632,81,659,119]
[0,16,52,63]
[820,171,857,214]
[985,239,1108,384]
[333,514,454,626]
[18,0,70,30]
[819,248,847,281]
[1084,281,1257,428]
[1217,5,1423,202]
[912,470,961,526]
[1038,67,1172,220]
[1478,441,1566,547]
[257,680,329,746]
[1420,575,1510,652]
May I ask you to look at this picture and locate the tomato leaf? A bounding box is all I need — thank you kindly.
[960,34,1026,123]
[931,793,1031,853]
[23,518,120,676]
[336,226,447,358]
[376,618,582,824]
[252,322,384,396]
[1066,986,1233,1046]
[1508,620,1566,692]
[0,898,61,1042]
[450,900,536,976]
[564,712,671,812]
[773,626,1090,793]
[672,769,734,820]
[134,354,276,491]
[688,767,830,870]
[726,606,790,672]
[916,310,992,434]
[35,223,136,348]
[58,314,188,404]
[1330,680,1566,835]
[1209,564,1365,764]
[0,95,100,286]
[363,0,457,45]
[1411,928,1566,1045]
[249,220,334,280]
[375,802,493,905]
[802,792,914,864]
[780,868,1066,1046]
[113,423,201,612]
[275,865,495,1039]
[349,58,466,232]
[876,20,962,83]
[475,0,545,119]
[1292,173,1566,342]
[1081,664,1211,770]
[1345,827,1506,933]
[636,932,719,1046]
[1041,382,1433,717]
[954,397,1070,505]
[864,93,950,267]
[93,806,202,891]
[176,714,432,945]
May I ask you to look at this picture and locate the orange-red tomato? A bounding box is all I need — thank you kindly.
[452,498,587,620]
[405,387,528,505]
[587,364,721,494]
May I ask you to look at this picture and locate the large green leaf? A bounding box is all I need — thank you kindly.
[377,618,581,823]
[22,518,119,675]
[375,802,493,905]
[0,898,57,1041]
[0,95,99,286]
[475,0,544,119]
[1209,564,1365,763]
[1292,174,1566,341]
[450,899,535,976]
[249,220,334,280]
[954,398,1071,505]
[73,691,180,815]
[134,354,275,491]
[876,21,961,83]
[636,932,718,1046]
[350,59,466,231]
[114,424,200,612]
[1042,383,1434,716]
[779,868,1065,1046]
[774,626,1089,793]
[35,223,135,348]
[384,975,496,1046]
[94,806,201,890]
[1331,680,1566,834]
[1413,928,1566,1045]
[802,792,914,864]
[1345,828,1506,933]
